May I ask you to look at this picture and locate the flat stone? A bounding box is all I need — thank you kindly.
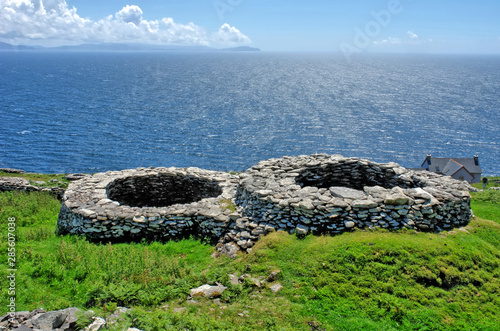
[190,284,227,298]
[297,199,314,210]
[329,187,366,200]
[327,198,349,208]
[87,317,106,331]
[228,274,240,285]
[351,200,377,209]
[270,283,283,293]
[31,310,67,329]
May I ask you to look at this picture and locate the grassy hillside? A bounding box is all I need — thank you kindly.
[1,176,499,330]
[470,177,500,223]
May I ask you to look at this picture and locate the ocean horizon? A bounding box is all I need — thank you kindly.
[1,52,499,176]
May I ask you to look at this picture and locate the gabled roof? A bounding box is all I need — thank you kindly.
[421,156,482,174]
[443,159,464,176]
[442,159,474,178]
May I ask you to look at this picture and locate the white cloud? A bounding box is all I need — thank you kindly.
[373,37,401,45]
[407,31,418,40]
[0,0,251,47]
[213,23,251,44]
[115,5,143,25]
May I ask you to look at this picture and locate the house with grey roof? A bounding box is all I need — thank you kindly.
[420,155,482,183]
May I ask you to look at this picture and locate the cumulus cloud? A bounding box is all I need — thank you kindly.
[0,0,92,43]
[0,0,251,46]
[115,5,143,25]
[407,31,418,40]
[213,23,251,44]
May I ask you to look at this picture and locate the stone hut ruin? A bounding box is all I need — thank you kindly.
[57,155,473,250]
[57,167,239,242]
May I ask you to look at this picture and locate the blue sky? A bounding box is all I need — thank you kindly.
[1,0,499,53]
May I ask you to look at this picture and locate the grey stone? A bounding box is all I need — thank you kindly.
[228,274,240,285]
[190,284,227,298]
[11,326,31,331]
[66,173,89,181]
[215,243,239,259]
[270,283,283,293]
[296,224,309,236]
[351,200,377,209]
[344,221,355,228]
[385,194,410,206]
[329,187,366,200]
[31,310,67,329]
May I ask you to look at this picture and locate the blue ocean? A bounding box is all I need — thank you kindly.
[1,52,499,175]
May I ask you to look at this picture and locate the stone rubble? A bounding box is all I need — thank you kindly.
[0,176,65,200]
[0,167,26,174]
[1,308,79,331]
[0,307,142,331]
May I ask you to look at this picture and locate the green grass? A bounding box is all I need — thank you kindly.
[470,176,500,191]
[470,177,500,224]
[0,179,499,330]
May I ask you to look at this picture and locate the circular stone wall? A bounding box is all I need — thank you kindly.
[57,167,239,241]
[107,174,223,208]
[234,154,472,236]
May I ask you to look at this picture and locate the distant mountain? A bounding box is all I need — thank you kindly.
[0,42,37,51]
[52,43,216,52]
[221,46,261,52]
[0,42,260,52]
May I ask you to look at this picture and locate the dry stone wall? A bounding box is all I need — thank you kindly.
[57,167,239,242]
[56,155,473,249]
[233,155,472,241]
[0,177,65,200]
